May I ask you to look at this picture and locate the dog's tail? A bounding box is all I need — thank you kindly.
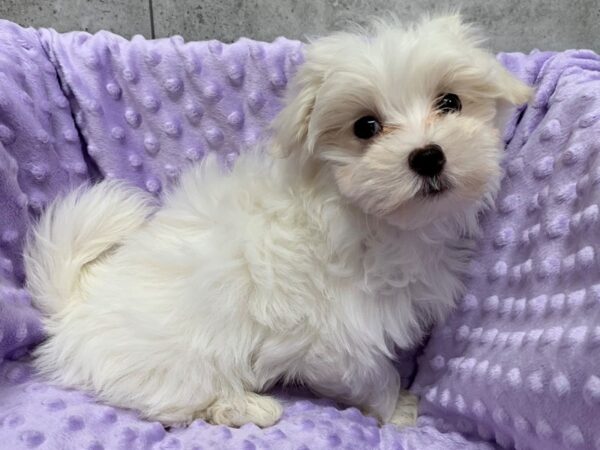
[24,180,155,315]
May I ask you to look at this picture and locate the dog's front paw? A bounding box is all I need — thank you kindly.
[204,392,283,428]
[388,390,418,428]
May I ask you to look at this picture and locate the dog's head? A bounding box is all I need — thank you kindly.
[272,15,531,230]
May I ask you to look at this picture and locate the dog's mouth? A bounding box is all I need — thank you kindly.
[420,176,451,197]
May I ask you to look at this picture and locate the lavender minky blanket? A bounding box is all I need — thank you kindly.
[0,18,599,449]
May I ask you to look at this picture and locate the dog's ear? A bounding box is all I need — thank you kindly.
[488,61,533,131]
[270,61,322,158]
[270,34,353,159]
[425,14,533,106]
[487,60,533,106]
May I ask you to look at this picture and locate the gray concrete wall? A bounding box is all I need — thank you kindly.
[1,0,598,52]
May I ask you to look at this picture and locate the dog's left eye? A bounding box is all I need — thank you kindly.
[435,93,462,114]
[353,116,382,140]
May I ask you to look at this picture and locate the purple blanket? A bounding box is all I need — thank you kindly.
[0,19,599,449]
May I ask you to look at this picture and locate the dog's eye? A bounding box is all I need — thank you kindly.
[435,93,462,114]
[353,116,382,139]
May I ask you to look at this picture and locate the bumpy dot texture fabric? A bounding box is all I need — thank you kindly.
[0,21,86,362]
[0,18,598,449]
[1,360,490,450]
[413,50,600,450]
[39,27,304,193]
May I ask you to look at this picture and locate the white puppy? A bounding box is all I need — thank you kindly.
[24,15,530,428]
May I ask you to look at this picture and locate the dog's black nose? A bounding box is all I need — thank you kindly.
[408,144,446,177]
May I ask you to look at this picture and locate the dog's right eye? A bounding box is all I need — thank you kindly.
[353,116,382,140]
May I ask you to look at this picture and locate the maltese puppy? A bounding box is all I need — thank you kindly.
[24,15,530,428]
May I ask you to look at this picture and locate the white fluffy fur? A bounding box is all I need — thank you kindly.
[24,15,531,427]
